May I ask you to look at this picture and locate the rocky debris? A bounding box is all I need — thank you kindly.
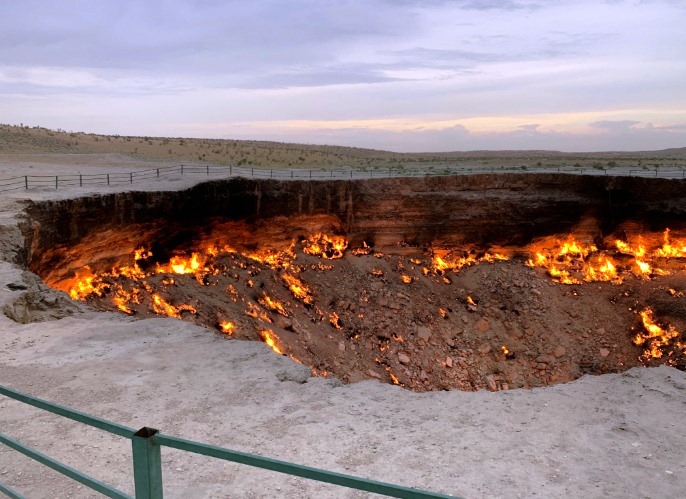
[65,240,681,393]
[2,272,84,324]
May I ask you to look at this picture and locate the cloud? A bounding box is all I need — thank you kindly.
[1,0,685,151]
[589,120,642,131]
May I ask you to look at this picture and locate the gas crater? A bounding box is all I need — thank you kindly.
[19,174,686,391]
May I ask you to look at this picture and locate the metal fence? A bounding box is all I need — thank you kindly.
[0,384,456,499]
[1,163,685,194]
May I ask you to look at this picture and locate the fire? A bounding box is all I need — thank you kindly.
[633,308,684,363]
[219,321,236,335]
[401,274,413,284]
[583,255,619,283]
[68,269,107,300]
[352,241,372,256]
[329,311,343,329]
[281,273,314,304]
[156,253,207,275]
[245,302,272,323]
[259,329,284,355]
[151,294,196,319]
[302,233,348,259]
[371,269,383,276]
[257,293,290,317]
[466,295,477,307]
[654,229,686,258]
[431,251,509,275]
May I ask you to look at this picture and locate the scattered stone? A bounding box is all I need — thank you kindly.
[398,353,411,365]
[445,356,453,368]
[600,348,611,357]
[553,346,567,358]
[478,343,492,355]
[535,354,554,364]
[368,370,382,379]
[475,318,490,333]
[485,375,498,391]
[417,326,432,341]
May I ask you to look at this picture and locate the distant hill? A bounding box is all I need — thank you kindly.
[1,124,684,169]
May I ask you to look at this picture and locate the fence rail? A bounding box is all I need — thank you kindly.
[0,384,456,498]
[1,163,685,193]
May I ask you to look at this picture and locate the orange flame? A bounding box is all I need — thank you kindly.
[260,329,284,355]
[219,321,236,335]
[302,233,348,259]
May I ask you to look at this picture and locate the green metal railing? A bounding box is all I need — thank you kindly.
[0,385,457,498]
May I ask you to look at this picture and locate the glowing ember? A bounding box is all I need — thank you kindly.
[371,269,383,276]
[329,311,343,329]
[151,294,196,319]
[282,273,314,304]
[245,302,272,323]
[219,321,236,335]
[257,293,290,317]
[156,253,207,275]
[260,329,284,355]
[302,233,348,259]
[352,242,372,256]
[633,308,684,363]
[401,274,413,284]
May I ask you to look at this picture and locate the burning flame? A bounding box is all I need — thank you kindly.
[282,273,314,304]
[257,293,290,317]
[219,321,236,335]
[151,294,196,319]
[401,274,413,284]
[329,311,343,329]
[260,329,284,355]
[633,308,684,363]
[302,233,348,259]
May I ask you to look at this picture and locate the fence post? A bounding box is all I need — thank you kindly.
[79,175,83,187]
[207,165,210,175]
[107,174,110,186]
[55,176,58,189]
[132,427,163,499]
[229,165,232,175]
[130,172,133,183]
[157,168,160,178]
[24,176,28,189]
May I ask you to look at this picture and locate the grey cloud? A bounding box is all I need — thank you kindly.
[589,120,642,131]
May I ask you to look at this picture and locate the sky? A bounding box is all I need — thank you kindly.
[1,0,685,152]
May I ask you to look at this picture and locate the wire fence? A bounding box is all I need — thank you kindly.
[1,163,685,194]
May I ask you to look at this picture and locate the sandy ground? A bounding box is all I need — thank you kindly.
[1,156,685,498]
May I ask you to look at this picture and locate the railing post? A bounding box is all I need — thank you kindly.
[207,165,210,175]
[24,176,28,189]
[107,174,110,186]
[79,175,83,187]
[130,172,133,183]
[157,168,160,178]
[181,165,184,175]
[132,427,163,499]
[229,165,232,175]
[55,176,58,189]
